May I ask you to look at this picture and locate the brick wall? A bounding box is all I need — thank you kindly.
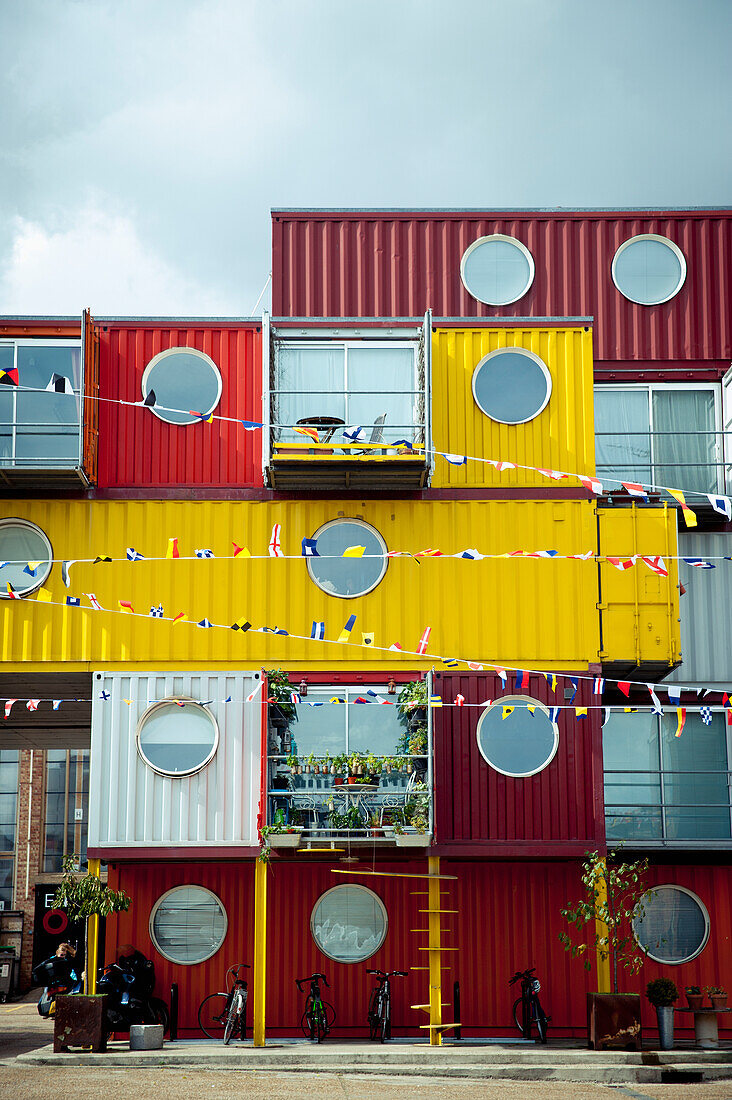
[13,749,45,989]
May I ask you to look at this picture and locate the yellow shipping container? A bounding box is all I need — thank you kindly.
[0,499,676,673]
[431,326,595,489]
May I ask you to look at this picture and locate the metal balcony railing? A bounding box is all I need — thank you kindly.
[596,428,731,497]
[604,768,732,844]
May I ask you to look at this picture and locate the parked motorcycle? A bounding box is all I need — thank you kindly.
[97,946,169,1033]
[32,942,82,1018]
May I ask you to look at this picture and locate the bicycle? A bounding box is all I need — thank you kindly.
[509,966,549,1044]
[296,972,335,1042]
[198,963,250,1042]
[366,968,407,1042]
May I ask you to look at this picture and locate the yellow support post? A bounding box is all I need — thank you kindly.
[86,858,101,996]
[594,858,612,994]
[428,855,442,1046]
[253,858,268,1047]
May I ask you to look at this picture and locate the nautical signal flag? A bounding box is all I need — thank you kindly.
[621,482,648,500]
[461,549,484,560]
[143,389,157,407]
[23,561,41,576]
[245,681,263,703]
[683,557,715,569]
[668,489,697,527]
[149,604,164,618]
[86,593,102,611]
[578,474,603,496]
[429,695,443,708]
[641,556,669,577]
[593,678,605,695]
[231,617,251,631]
[118,600,134,613]
[501,706,515,720]
[455,694,465,707]
[126,548,145,561]
[567,677,578,704]
[241,420,263,431]
[708,495,732,520]
[311,621,325,640]
[232,543,251,558]
[575,707,588,719]
[342,545,365,557]
[302,538,320,557]
[26,699,40,712]
[0,366,19,385]
[268,524,283,558]
[93,555,112,564]
[35,588,52,603]
[195,549,215,558]
[666,686,682,705]
[366,689,391,705]
[52,700,62,710]
[65,596,80,606]
[172,613,186,625]
[61,561,74,587]
[167,538,180,559]
[515,670,530,690]
[494,667,508,687]
[700,707,713,726]
[548,707,560,723]
[4,699,17,718]
[343,426,365,443]
[443,453,467,466]
[197,618,213,628]
[617,681,631,697]
[416,627,431,655]
[675,707,687,737]
[338,614,357,643]
[361,633,374,647]
[45,373,74,394]
[293,425,319,442]
[607,557,636,571]
[5,583,20,599]
[191,410,214,423]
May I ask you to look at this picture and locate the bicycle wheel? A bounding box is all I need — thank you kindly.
[381,994,390,1043]
[199,992,230,1040]
[302,997,316,1040]
[314,1000,327,1043]
[512,996,525,1035]
[223,989,243,1045]
[368,989,381,1041]
[150,997,170,1035]
[535,1004,548,1045]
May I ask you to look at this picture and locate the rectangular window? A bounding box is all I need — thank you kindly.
[0,340,82,468]
[0,750,19,857]
[43,750,89,873]
[273,341,422,449]
[595,384,720,495]
[267,685,431,840]
[603,710,731,843]
[0,857,13,910]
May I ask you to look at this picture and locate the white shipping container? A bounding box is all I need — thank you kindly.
[89,670,262,850]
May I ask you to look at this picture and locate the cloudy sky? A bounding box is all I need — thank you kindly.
[0,0,729,316]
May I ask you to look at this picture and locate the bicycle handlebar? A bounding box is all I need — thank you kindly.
[367,969,408,978]
[295,972,329,991]
[509,967,536,985]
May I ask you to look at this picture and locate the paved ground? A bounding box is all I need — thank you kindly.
[4,999,732,1098]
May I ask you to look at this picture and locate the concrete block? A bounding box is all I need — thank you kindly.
[129,1024,164,1051]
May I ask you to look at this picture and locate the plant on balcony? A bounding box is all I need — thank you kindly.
[286,753,299,774]
[685,986,703,1008]
[260,809,304,857]
[559,850,651,1049]
[266,668,298,727]
[705,985,728,1008]
[408,724,428,756]
[328,806,364,832]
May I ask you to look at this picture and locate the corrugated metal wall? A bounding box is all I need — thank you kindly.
[107,857,732,1039]
[432,326,594,488]
[0,498,603,670]
[89,672,261,850]
[434,673,604,847]
[668,532,732,685]
[97,322,262,488]
[271,211,732,363]
[597,504,681,666]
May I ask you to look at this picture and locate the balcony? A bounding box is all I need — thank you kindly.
[603,708,732,847]
[0,313,98,489]
[265,684,433,849]
[595,384,729,510]
[263,317,431,491]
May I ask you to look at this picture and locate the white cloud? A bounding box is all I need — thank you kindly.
[0,206,242,316]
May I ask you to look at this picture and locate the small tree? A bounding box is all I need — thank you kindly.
[558,849,650,994]
[53,856,132,993]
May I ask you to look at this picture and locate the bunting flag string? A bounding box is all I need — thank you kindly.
[9,586,732,715]
[5,379,731,520]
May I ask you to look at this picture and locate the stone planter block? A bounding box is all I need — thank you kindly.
[130,1024,164,1051]
[54,994,107,1053]
[587,992,642,1050]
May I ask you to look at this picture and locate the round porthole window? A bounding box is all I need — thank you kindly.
[633,885,709,965]
[477,696,559,777]
[472,348,552,424]
[150,885,227,965]
[0,519,53,599]
[136,698,219,777]
[460,234,535,306]
[141,348,222,426]
[311,884,388,963]
[611,234,687,305]
[306,518,388,599]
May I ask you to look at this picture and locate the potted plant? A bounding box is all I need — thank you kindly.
[266,669,298,730]
[646,978,678,1050]
[559,849,651,1050]
[52,855,131,1049]
[260,809,304,851]
[394,784,430,846]
[706,986,727,1009]
[286,753,299,775]
[686,985,704,1009]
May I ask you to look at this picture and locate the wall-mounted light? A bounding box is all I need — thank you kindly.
[387,678,396,695]
[299,679,308,697]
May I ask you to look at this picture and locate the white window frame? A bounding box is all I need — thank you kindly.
[141,347,223,426]
[476,695,559,778]
[149,885,228,965]
[472,347,552,425]
[632,884,710,964]
[611,233,687,306]
[594,382,723,495]
[460,233,535,306]
[310,883,388,963]
[0,338,82,467]
[136,697,220,777]
[306,517,389,599]
[274,338,419,438]
[0,518,54,599]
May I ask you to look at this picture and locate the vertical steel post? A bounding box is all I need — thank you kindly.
[253,858,268,1047]
[428,855,442,1046]
[86,858,101,995]
[594,857,612,993]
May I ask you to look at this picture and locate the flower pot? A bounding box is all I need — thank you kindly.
[348,777,358,785]
[712,994,728,1009]
[395,830,428,847]
[656,1005,674,1050]
[268,831,303,848]
[334,777,344,786]
[687,994,704,1010]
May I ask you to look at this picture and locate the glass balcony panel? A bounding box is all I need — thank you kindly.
[276,346,346,440]
[653,389,718,494]
[595,388,652,485]
[660,711,730,839]
[605,806,663,841]
[349,702,407,756]
[286,698,346,760]
[347,347,416,445]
